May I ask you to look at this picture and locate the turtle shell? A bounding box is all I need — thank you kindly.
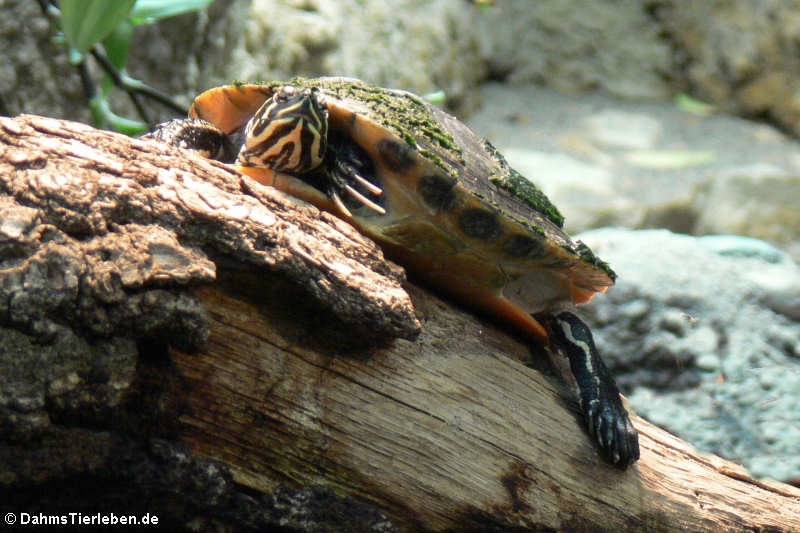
[190,77,615,341]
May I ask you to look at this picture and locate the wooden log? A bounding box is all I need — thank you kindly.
[1,114,799,532]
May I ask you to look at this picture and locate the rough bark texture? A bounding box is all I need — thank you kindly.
[1,114,799,532]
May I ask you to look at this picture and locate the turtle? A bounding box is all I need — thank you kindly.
[148,77,640,468]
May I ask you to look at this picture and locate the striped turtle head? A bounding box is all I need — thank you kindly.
[239,86,328,173]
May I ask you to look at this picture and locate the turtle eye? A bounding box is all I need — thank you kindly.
[309,86,325,106]
[276,86,297,102]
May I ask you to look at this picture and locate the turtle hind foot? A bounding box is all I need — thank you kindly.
[585,390,640,468]
[546,310,640,469]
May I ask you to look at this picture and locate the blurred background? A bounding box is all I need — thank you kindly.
[4,0,799,484]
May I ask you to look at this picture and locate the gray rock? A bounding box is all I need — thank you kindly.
[746,267,800,322]
[242,0,485,110]
[696,234,790,264]
[577,228,800,480]
[475,0,673,100]
[696,236,800,321]
[10,0,800,143]
[693,164,800,253]
[655,0,800,136]
[583,110,663,149]
[468,83,800,261]
[0,0,86,121]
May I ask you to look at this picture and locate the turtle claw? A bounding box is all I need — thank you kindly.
[331,192,353,218]
[546,311,640,469]
[344,184,387,214]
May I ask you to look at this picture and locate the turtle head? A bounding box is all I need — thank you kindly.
[239,85,328,173]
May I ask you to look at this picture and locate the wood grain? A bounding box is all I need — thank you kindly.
[172,280,800,532]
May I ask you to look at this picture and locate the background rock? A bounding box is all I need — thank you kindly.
[693,164,800,254]
[0,0,85,120]
[654,0,800,136]
[242,0,485,111]
[4,0,800,131]
[578,229,800,480]
[475,0,673,100]
[467,83,800,262]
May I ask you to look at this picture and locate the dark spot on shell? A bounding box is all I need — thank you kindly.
[459,208,502,240]
[503,234,545,258]
[377,138,415,172]
[418,174,457,211]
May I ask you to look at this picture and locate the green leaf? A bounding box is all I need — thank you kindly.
[60,0,136,53]
[99,21,134,98]
[103,20,134,71]
[422,90,446,105]
[129,0,214,25]
[675,93,716,117]
[471,0,495,11]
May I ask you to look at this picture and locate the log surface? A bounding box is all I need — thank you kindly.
[1,114,798,532]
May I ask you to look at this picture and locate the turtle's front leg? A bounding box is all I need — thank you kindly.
[143,118,238,162]
[546,311,640,468]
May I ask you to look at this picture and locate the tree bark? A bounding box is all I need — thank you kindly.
[1,114,798,532]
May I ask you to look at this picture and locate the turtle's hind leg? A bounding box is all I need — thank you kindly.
[545,311,639,468]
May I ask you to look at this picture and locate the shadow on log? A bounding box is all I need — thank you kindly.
[1,114,798,532]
